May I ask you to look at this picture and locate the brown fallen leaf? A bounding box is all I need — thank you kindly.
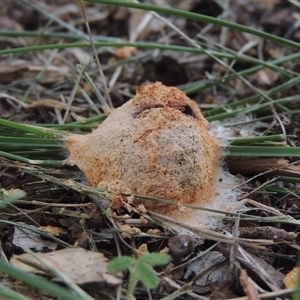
[11,247,122,285]
[284,267,299,289]
[256,68,279,86]
[240,269,259,300]
[129,9,165,40]
[185,251,232,294]
[226,157,300,178]
[217,244,285,290]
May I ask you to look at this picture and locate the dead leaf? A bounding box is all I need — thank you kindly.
[184,251,233,294]
[240,269,259,300]
[11,247,122,285]
[217,244,285,290]
[226,157,300,178]
[256,68,279,86]
[284,267,299,289]
[39,226,66,237]
[129,9,165,40]
[12,226,57,252]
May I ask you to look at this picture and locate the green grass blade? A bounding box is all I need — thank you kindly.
[0,151,64,167]
[0,137,62,148]
[0,30,121,41]
[207,95,300,122]
[205,76,300,119]
[277,176,300,184]
[0,283,31,300]
[0,119,65,138]
[230,135,296,146]
[0,40,298,73]
[1,33,296,78]
[86,0,300,51]
[227,146,300,157]
[0,41,221,56]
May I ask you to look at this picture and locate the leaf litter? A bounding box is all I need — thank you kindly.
[11,247,122,285]
[1,1,300,299]
[12,226,58,252]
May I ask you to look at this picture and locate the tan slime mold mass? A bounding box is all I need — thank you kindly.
[66,82,222,219]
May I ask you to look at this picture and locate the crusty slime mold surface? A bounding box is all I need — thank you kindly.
[66,82,238,228]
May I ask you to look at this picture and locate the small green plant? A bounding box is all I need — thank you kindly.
[108,252,170,298]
